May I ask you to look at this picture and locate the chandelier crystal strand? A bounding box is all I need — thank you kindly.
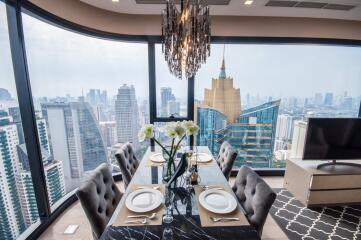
[162,0,211,79]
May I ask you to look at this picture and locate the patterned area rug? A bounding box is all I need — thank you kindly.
[269,189,361,240]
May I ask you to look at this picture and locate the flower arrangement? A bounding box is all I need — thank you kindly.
[139,120,199,181]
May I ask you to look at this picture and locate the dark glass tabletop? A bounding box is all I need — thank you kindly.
[100,146,260,240]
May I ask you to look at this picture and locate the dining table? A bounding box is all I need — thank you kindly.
[100,146,260,240]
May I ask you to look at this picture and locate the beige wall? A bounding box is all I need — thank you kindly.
[29,0,361,40]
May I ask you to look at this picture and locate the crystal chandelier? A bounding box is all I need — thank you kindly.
[162,0,211,79]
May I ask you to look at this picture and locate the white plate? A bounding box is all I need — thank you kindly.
[199,189,237,214]
[191,153,213,163]
[125,188,163,213]
[150,153,166,163]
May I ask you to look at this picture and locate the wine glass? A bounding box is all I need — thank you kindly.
[162,189,174,224]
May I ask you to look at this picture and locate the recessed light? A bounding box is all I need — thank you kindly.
[112,0,119,2]
[244,0,254,5]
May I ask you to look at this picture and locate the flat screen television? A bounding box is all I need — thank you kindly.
[303,118,361,168]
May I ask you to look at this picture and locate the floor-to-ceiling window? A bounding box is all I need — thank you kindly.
[21,12,149,209]
[194,44,361,169]
[0,2,40,239]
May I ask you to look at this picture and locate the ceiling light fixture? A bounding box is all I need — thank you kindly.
[112,0,119,2]
[162,0,211,79]
[244,0,254,5]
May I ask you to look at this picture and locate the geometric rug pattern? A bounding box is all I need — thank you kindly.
[269,189,361,240]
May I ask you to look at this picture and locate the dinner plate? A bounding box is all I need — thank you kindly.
[199,189,237,214]
[191,153,213,163]
[125,188,163,213]
[150,153,166,163]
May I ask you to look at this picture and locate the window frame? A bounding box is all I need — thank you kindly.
[3,0,361,239]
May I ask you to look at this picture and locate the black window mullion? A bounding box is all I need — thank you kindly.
[6,0,51,220]
[148,41,156,147]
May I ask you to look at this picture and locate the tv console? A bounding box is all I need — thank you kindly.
[284,158,361,207]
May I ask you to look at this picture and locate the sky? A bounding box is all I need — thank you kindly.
[1,3,361,103]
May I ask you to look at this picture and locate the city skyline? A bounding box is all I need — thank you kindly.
[1,10,361,101]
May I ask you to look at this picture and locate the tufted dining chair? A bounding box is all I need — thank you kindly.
[76,163,123,239]
[232,166,276,236]
[114,142,139,189]
[216,141,238,181]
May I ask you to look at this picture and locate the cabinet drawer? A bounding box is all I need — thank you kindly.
[311,175,361,190]
[308,189,361,206]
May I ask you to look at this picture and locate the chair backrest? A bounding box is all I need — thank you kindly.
[76,163,122,239]
[216,141,237,180]
[114,142,139,188]
[232,166,276,235]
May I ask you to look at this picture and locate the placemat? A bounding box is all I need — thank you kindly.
[113,184,165,226]
[194,185,249,227]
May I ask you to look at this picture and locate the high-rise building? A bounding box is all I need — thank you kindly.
[167,100,181,117]
[275,114,293,142]
[42,101,108,192]
[203,50,241,123]
[115,85,139,147]
[290,120,307,158]
[324,92,334,106]
[0,112,26,239]
[99,121,117,148]
[160,87,175,117]
[198,101,280,168]
[17,144,65,227]
[196,106,227,154]
[314,93,323,106]
[229,100,280,168]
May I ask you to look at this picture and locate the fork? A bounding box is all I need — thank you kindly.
[125,218,148,224]
[210,217,239,222]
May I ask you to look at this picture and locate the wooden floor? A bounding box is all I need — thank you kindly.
[39,176,288,240]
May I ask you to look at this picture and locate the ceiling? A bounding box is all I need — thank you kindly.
[80,0,361,21]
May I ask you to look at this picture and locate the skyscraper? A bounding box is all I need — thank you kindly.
[42,101,108,192]
[99,121,117,148]
[197,100,280,168]
[324,92,333,106]
[160,87,175,117]
[203,49,241,123]
[275,114,293,143]
[0,112,26,239]
[115,85,139,147]
[290,120,307,158]
[167,100,181,117]
[229,100,280,168]
[17,144,65,227]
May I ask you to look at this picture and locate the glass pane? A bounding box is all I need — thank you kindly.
[0,3,40,239]
[22,13,150,207]
[195,44,361,169]
[156,44,188,118]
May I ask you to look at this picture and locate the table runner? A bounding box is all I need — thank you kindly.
[194,185,249,227]
[113,184,165,226]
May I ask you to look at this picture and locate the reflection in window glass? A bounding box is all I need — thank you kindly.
[0,3,40,239]
[156,44,188,118]
[195,44,361,169]
[22,13,149,205]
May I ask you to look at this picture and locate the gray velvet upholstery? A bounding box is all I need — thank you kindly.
[216,141,237,180]
[76,163,122,239]
[114,142,139,189]
[232,166,276,235]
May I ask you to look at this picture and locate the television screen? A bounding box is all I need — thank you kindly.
[303,118,361,160]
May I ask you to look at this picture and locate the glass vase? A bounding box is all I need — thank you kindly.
[162,147,175,183]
